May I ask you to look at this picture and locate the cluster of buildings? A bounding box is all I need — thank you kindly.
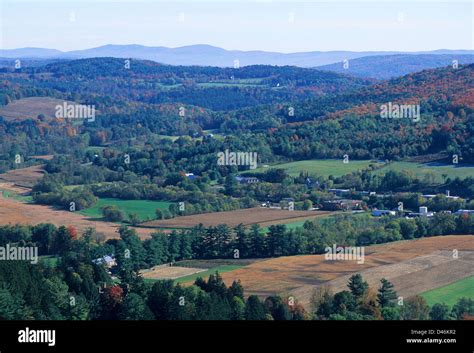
[233,176,474,217]
[325,189,473,218]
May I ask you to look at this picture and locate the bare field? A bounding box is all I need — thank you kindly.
[0,182,31,194]
[141,265,206,280]
[220,236,474,308]
[0,189,155,240]
[142,208,333,228]
[176,258,263,269]
[317,251,474,298]
[0,165,45,187]
[0,97,75,121]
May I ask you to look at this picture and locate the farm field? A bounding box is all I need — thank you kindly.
[421,275,474,307]
[80,198,171,222]
[246,159,380,178]
[375,161,474,183]
[174,265,244,284]
[0,97,78,121]
[261,211,370,232]
[0,185,155,240]
[141,208,333,228]
[141,265,207,281]
[1,189,33,203]
[141,260,251,284]
[176,259,263,285]
[220,235,474,308]
[0,164,45,187]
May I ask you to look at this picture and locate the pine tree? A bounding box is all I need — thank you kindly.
[377,278,397,307]
[348,274,368,301]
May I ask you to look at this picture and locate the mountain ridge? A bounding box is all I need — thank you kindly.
[1,44,473,68]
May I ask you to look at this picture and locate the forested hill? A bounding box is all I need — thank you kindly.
[42,57,368,84]
[215,64,474,162]
[0,59,472,167]
[258,63,474,126]
[317,54,474,79]
[0,58,373,112]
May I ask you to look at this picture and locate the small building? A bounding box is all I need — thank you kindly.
[372,209,396,217]
[357,191,377,197]
[423,193,460,200]
[323,199,362,211]
[93,255,117,268]
[408,206,435,218]
[454,209,474,216]
[328,188,351,197]
[261,201,282,209]
[185,173,197,181]
[235,176,259,184]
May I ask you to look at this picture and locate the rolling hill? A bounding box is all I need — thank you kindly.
[1,44,472,68]
[317,54,474,79]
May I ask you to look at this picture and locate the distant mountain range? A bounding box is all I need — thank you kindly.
[317,54,474,79]
[1,44,473,69]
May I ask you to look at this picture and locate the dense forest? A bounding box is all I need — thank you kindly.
[1,223,472,320]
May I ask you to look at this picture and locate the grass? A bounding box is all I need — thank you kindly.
[85,146,105,153]
[375,161,474,184]
[261,217,323,233]
[174,265,243,284]
[261,211,369,232]
[156,134,180,142]
[0,189,33,203]
[421,275,474,307]
[39,255,59,268]
[246,159,380,178]
[80,198,172,222]
[142,265,244,284]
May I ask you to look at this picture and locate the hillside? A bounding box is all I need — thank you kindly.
[0,58,372,112]
[317,54,474,79]
[1,44,472,67]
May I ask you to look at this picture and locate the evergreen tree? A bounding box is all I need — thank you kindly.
[348,274,369,301]
[245,295,267,320]
[377,278,397,307]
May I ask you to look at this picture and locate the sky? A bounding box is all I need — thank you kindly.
[1,0,472,52]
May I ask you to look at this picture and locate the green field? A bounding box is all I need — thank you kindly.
[142,265,243,284]
[80,198,171,222]
[246,159,380,178]
[0,189,33,203]
[261,211,369,232]
[261,215,329,233]
[174,265,243,284]
[375,161,474,183]
[421,276,474,307]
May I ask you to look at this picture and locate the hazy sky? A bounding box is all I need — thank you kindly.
[1,0,472,52]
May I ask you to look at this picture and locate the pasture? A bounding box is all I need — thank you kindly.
[421,275,474,307]
[141,208,332,229]
[247,159,380,178]
[80,198,171,222]
[375,161,474,183]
